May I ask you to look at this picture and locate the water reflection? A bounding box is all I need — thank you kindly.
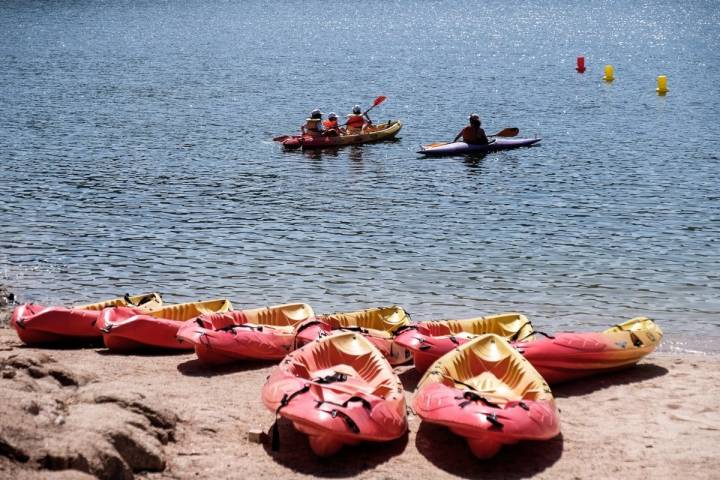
[462,153,487,173]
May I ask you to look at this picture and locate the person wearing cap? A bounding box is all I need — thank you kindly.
[345,105,371,134]
[453,114,490,145]
[322,112,343,136]
[302,109,324,136]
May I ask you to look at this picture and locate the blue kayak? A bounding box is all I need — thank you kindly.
[417,137,541,156]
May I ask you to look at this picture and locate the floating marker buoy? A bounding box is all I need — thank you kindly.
[576,56,586,73]
[657,75,668,95]
[603,64,614,82]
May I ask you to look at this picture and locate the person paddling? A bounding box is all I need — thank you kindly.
[453,114,490,145]
[346,105,370,134]
[302,109,324,136]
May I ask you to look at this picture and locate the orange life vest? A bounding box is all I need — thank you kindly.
[346,114,365,129]
[323,119,338,129]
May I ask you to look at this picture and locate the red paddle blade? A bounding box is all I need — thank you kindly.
[372,95,387,106]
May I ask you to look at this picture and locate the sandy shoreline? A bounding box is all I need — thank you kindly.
[0,322,718,480]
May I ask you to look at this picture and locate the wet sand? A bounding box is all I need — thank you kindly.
[1,323,718,480]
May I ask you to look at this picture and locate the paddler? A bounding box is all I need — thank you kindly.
[301,109,324,136]
[345,105,371,134]
[322,112,342,136]
[453,114,490,145]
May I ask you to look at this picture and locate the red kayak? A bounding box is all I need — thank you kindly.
[176,303,315,365]
[293,306,412,365]
[96,299,232,351]
[10,293,162,345]
[413,334,560,459]
[393,313,533,373]
[515,316,663,384]
[262,331,407,456]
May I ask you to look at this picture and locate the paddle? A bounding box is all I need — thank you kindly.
[423,128,519,149]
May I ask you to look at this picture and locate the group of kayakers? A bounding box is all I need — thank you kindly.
[301,107,490,145]
[302,105,374,137]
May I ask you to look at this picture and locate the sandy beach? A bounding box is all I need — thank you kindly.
[1,311,718,480]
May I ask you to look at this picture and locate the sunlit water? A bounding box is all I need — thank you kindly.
[1,0,719,348]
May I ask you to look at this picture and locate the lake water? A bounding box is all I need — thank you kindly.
[1,0,718,350]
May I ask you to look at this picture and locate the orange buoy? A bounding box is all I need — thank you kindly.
[657,75,668,95]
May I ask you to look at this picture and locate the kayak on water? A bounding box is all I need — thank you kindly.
[417,137,541,156]
[279,120,402,150]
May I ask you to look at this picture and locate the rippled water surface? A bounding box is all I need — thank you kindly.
[1,0,719,340]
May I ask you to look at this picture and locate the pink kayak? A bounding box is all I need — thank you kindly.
[293,306,413,365]
[393,313,533,373]
[413,334,560,459]
[10,293,162,345]
[262,331,407,456]
[176,303,315,365]
[96,299,232,351]
[515,317,663,384]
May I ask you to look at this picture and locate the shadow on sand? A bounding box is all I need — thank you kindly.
[397,366,422,392]
[264,418,408,477]
[416,423,564,479]
[176,357,274,377]
[551,362,669,398]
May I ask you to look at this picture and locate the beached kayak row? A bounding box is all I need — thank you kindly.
[10,293,662,459]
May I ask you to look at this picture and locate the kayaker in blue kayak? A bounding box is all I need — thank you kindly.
[302,109,325,136]
[453,114,490,145]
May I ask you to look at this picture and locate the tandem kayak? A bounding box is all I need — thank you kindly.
[262,331,407,456]
[294,305,412,365]
[413,334,560,459]
[96,299,233,351]
[281,120,402,150]
[393,312,533,373]
[11,293,163,345]
[515,316,663,384]
[176,303,315,365]
[418,137,541,156]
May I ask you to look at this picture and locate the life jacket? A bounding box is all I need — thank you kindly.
[323,119,338,129]
[346,114,365,129]
[305,118,322,132]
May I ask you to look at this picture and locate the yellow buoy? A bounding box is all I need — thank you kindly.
[657,75,668,95]
[603,64,614,82]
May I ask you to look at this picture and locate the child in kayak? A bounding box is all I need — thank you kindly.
[453,114,489,145]
[322,112,343,136]
[301,109,324,136]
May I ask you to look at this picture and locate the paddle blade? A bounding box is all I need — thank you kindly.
[494,127,519,137]
[424,142,448,148]
[372,95,387,106]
